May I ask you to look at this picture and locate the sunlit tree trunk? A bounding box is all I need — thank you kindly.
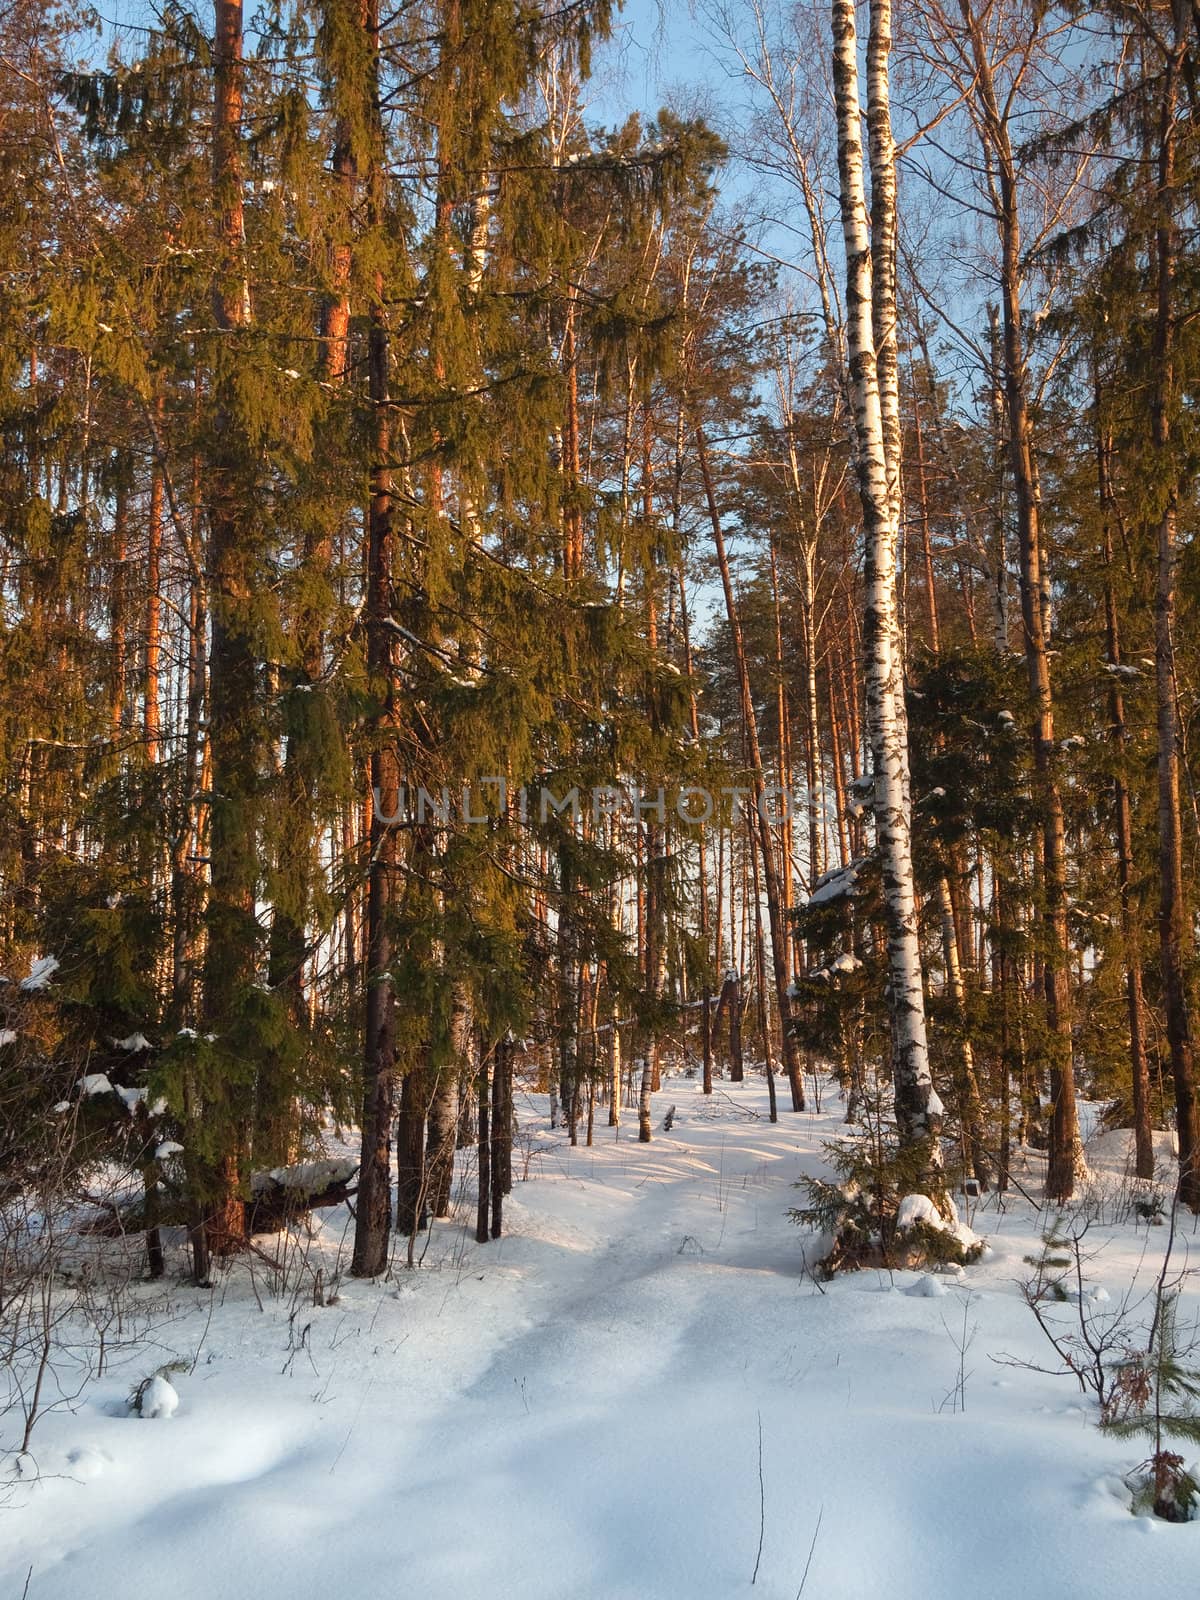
[1095,406,1154,1180]
[832,0,937,1152]
[1149,15,1200,1209]
[352,0,398,1277]
[955,0,1081,1199]
[695,423,805,1110]
[198,0,255,1270]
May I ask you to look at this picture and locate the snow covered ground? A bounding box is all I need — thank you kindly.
[4,1079,1199,1599]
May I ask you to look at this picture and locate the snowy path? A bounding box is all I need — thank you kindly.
[4,1082,1198,1599]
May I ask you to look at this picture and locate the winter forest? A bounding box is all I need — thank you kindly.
[5,0,1200,1591]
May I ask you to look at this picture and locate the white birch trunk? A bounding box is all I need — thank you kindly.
[831,0,938,1148]
[866,0,912,818]
[867,0,902,538]
[638,1053,654,1143]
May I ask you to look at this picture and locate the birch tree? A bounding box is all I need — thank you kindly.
[831,0,938,1151]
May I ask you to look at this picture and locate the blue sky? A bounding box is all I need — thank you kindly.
[94,0,716,102]
[589,0,718,123]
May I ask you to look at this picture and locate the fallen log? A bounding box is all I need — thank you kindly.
[82,1157,359,1238]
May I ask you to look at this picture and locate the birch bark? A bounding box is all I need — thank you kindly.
[832,0,937,1148]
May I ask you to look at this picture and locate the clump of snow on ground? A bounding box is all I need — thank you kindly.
[133,1376,179,1420]
[906,1272,948,1298]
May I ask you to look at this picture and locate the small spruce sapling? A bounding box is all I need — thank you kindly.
[791,1111,981,1276]
[129,1361,187,1419]
[1102,1293,1200,1522]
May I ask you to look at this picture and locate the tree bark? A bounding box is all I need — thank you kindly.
[476,1040,491,1245]
[1097,408,1154,1181]
[198,0,254,1268]
[695,422,805,1109]
[956,0,1081,1199]
[1150,17,1200,1209]
[490,1035,512,1238]
[351,0,398,1276]
[426,989,469,1219]
[832,0,936,1151]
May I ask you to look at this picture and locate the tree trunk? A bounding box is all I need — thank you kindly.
[427,989,469,1219]
[144,408,164,765]
[476,1040,491,1245]
[1097,410,1154,1180]
[490,1036,512,1238]
[351,0,398,1276]
[638,1048,654,1142]
[695,423,805,1109]
[750,824,779,1123]
[958,0,1080,1200]
[258,97,358,1166]
[396,1066,431,1240]
[609,1007,622,1126]
[832,0,936,1152]
[936,875,990,1188]
[198,0,255,1268]
[677,540,715,1095]
[1150,22,1200,1209]
[109,481,127,736]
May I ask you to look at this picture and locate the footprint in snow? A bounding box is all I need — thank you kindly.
[66,1446,110,1481]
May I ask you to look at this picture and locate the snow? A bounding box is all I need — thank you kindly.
[19,954,59,991]
[135,1376,179,1420]
[78,1073,114,1098]
[896,1192,944,1229]
[897,1192,982,1256]
[154,1141,184,1160]
[0,1028,16,1046]
[907,1272,948,1298]
[3,1086,1199,1599]
[65,1445,109,1481]
[805,858,865,909]
[250,1157,357,1195]
[114,1033,152,1053]
[113,1088,168,1117]
[802,951,862,986]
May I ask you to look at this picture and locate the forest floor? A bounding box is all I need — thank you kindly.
[3,1077,1199,1599]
